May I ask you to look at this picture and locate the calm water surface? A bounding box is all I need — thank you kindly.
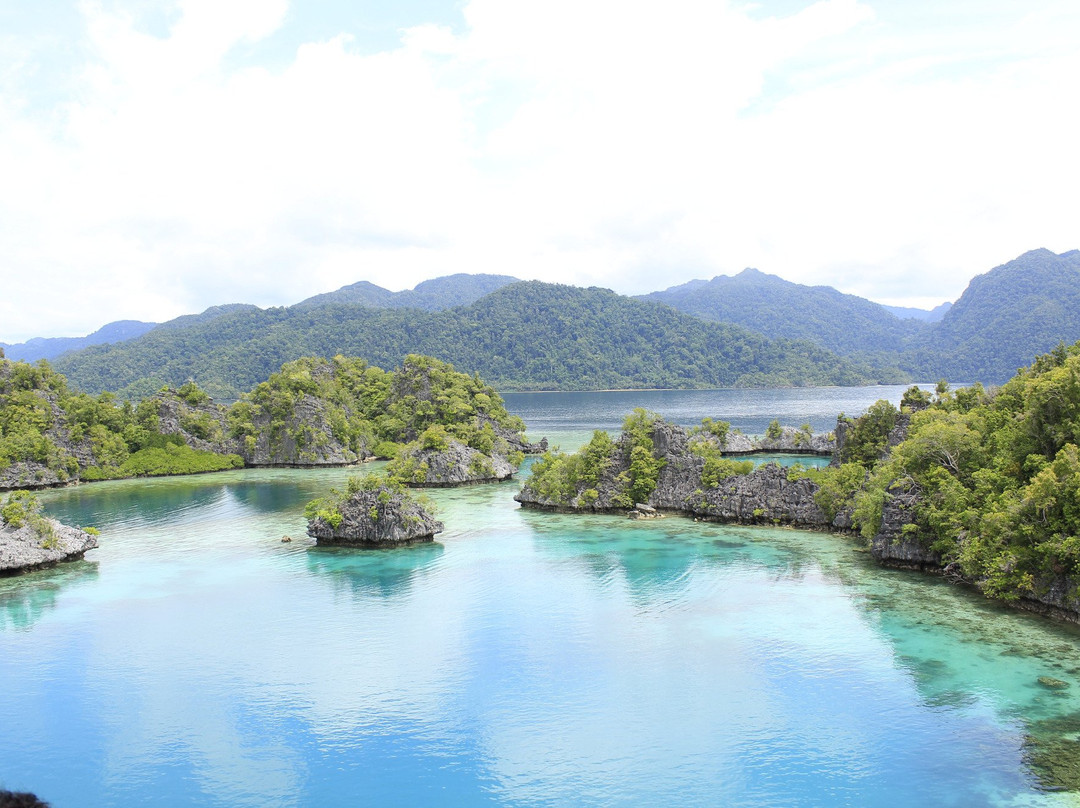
[2,388,1079,807]
[502,384,934,451]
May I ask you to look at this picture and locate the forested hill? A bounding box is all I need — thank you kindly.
[907,249,1080,383]
[54,282,877,400]
[290,273,519,312]
[641,268,926,354]
[884,302,951,322]
[0,319,158,362]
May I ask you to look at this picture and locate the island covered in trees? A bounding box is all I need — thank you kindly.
[0,353,537,490]
[518,343,1080,620]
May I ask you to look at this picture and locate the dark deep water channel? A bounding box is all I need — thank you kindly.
[3,386,1080,807]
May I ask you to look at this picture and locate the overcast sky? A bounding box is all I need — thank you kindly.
[1,0,1078,342]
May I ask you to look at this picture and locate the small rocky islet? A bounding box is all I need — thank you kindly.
[305,478,443,547]
[0,491,97,575]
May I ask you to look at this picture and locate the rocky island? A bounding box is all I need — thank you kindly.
[306,476,443,547]
[0,353,541,490]
[515,408,843,529]
[1,491,98,574]
[386,431,520,487]
[517,345,1080,625]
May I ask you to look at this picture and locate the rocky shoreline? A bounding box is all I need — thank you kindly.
[1,519,98,575]
[515,414,1080,624]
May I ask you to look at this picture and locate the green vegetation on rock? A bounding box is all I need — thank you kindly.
[852,343,1080,601]
[1,353,527,489]
[1,490,56,547]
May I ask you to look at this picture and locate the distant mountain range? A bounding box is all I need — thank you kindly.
[53,282,877,400]
[905,248,1080,382]
[883,302,952,322]
[0,320,158,362]
[14,248,1080,394]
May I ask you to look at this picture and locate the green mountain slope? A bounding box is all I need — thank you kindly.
[54,282,877,399]
[641,268,926,354]
[291,273,519,312]
[908,249,1080,383]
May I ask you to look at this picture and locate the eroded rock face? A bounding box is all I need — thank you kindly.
[1018,576,1080,624]
[0,462,68,491]
[152,393,242,456]
[477,415,547,455]
[869,482,942,570]
[394,440,516,487]
[0,521,98,573]
[307,488,444,546]
[240,393,365,466]
[516,419,840,529]
[688,463,831,526]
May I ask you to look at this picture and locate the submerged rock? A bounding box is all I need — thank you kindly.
[1038,676,1070,689]
[307,485,444,547]
[0,520,98,574]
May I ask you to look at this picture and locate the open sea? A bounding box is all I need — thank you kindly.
[4,385,1080,807]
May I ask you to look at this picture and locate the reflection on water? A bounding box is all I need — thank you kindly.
[0,562,99,631]
[3,432,1080,804]
[306,541,446,600]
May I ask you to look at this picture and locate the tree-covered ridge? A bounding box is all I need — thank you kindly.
[0,354,531,489]
[0,359,243,488]
[54,281,880,400]
[227,353,529,467]
[291,273,519,312]
[852,343,1080,601]
[642,267,926,354]
[906,248,1080,383]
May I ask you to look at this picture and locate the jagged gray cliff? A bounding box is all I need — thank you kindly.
[307,487,444,546]
[1,520,98,573]
[390,439,516,487]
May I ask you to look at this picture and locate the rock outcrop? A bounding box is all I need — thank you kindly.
[687,463,831,526]
[0,520,98,574]
[0,462,69,491]
[391,439,516,487]
[516,418,843,529]
[238,393,365,466]
[307,487,444,546]
[151,391,242,456]
[477,415,547,455]
[867,480,942,570]
[722,426,835,455]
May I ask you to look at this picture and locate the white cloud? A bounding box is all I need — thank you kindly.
[0,0,1078,342]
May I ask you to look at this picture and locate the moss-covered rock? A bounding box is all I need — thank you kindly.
[306,477,443,547]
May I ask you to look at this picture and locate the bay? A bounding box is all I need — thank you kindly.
[2,386,1078,807]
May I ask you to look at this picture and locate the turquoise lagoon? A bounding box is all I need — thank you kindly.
[2,387,1080,807]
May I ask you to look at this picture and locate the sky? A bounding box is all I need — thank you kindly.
[1,0,1078,343]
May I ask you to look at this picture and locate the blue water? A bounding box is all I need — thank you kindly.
[2,388,1079,807]
[503,384,931,452]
